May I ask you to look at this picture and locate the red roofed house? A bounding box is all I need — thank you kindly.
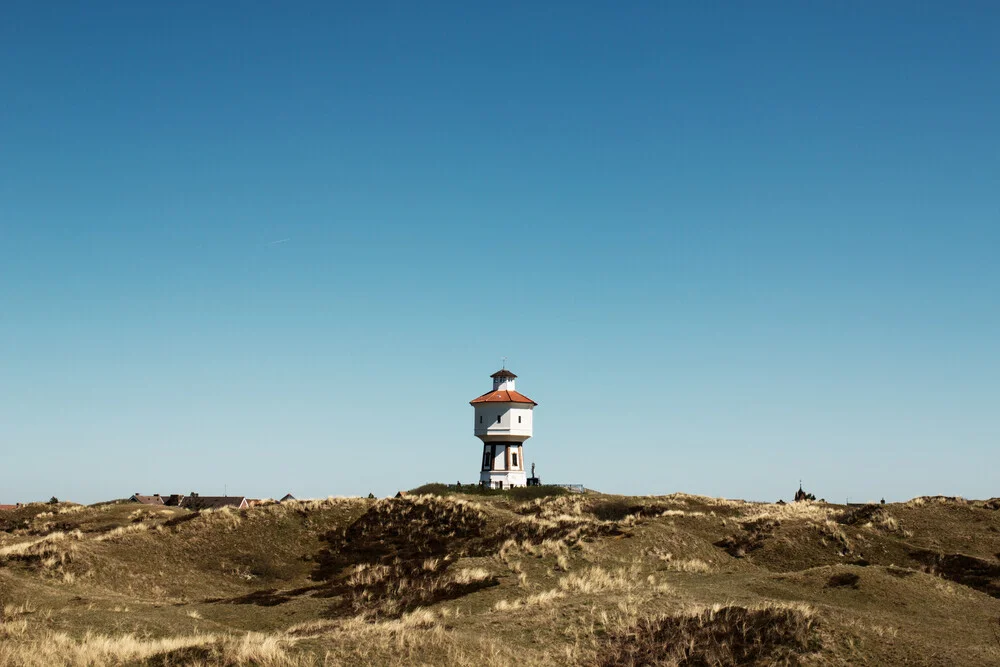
[129,493,166,505]
[471,368,537,489]
[180,493,249,511]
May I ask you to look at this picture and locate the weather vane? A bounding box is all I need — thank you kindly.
[501,356,507,369]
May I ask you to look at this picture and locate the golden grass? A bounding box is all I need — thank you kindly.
[744,501,838,523]
[450,567,491,585]
[285,609,534,667]
[819,520,853,552]
[93,523,150,542]
[558,566,672,595]
[0,530,82,564]
[589,602,820,667]
[0,601,36,640]
[644,548,713,573]
[0,630,302,667]
[2,492,998,666]
[666,558,713,573]
[493,588,567,612]
[659,509,706,517]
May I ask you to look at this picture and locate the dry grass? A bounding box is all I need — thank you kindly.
[450,567,491,585]
[0,530,83,573]
[590,603,820,667]
[313,496,502,618]
[493,588,567,612]
[0,602,37,640]
[0,630,302,667]
[93,523,150,542]
[658,509,706,518]
[714,518,780,558]
[744,501,837,523]
[558,566,672,595]
[646,548,714,573]
[819,520,853,553]
[286,609,526,667]
[666,558,713,573]
[1,492,998,666]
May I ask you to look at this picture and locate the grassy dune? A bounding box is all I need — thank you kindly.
[1,492,999,665]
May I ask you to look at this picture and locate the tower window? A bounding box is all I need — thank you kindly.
[512,453,518,467]
[518,416,522,423]
[479,416,482,424]
[497,415,501,424]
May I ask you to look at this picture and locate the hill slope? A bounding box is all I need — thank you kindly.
[1,493,999,665]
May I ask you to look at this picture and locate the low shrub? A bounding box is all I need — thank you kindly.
[827,572,861,589]
[591,604,820,667]
[714,519,779,558]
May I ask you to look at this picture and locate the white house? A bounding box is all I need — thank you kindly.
[470,369,537,488]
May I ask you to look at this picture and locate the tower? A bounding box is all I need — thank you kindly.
[470,368,537,489]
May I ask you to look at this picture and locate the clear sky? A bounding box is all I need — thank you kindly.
[1,3,997,504]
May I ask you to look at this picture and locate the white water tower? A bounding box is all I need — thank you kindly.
[470,368,537,488]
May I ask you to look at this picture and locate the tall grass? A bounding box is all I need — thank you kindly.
[0,631,302,667]
[590,603,820,667]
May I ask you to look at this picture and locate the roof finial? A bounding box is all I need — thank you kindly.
[501,356,507,370]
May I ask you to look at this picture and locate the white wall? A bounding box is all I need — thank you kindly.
[492,377,516,391]
[480,469,529,488]
[473,404,533,439]
[480,442,525,472]
[492,444,506,470]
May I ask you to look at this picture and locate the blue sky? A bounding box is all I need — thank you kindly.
[1,2,997,504]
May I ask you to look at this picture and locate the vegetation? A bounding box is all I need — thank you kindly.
[0,493,999,665]
[407,483,569,500]
[593,604,820,667]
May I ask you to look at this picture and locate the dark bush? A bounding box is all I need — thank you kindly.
[910,550,1000,598]
[714,519,779,558]
[592,605,819,666]
[827,572,861,588]
[838,504,881,526]
[312,497,498,618]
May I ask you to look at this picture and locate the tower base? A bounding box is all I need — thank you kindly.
[480,470,528,489]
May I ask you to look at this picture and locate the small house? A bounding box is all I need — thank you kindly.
[129,493,165,505]
[180,493,249,511]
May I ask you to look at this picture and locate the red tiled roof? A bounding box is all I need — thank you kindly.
[0,505,17,511]
[470,389,537,406]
